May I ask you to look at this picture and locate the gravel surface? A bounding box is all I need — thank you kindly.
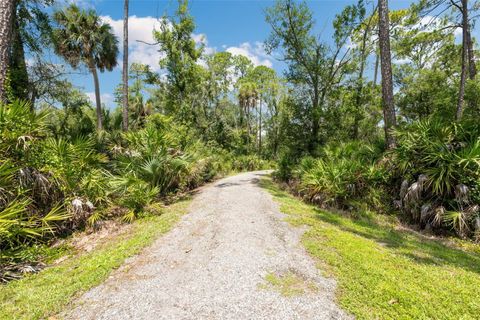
[63,171,351,320]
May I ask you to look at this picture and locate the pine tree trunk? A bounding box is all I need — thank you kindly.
[90,64,103,130]
[353,62,365,140]
[463,0,476,81]
[239,99,244,127]
[122,0,129,131]
[456,0,469,121]
[247,100,251,136]
[258,99,262,156]
[0,0,15,103]
[378,0,396,149]
[309,87,320,153]
[466,24,476,80]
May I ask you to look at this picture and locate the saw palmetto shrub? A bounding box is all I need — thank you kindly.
[0,101,71,246]
[0,101,73,280]
[295,141,390,212]
[392,118,480,239]
[288,120,480,240]
[0,102,252,255]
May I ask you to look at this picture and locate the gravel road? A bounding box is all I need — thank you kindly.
[63,171,351,320]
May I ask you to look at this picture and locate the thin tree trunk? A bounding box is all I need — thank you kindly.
[378,0,396,149]
[466,24,476,79]
[309,86,320,153]
[122,0,129,131]
[258,99,262,156]
[239,98,244,127]
[90,64,103,130]
[373,52,379,86]
[463,0,476,80]
[456,0,469,121]
[353,71,365,140]
[247,100,251,136]
[0,0,15,103]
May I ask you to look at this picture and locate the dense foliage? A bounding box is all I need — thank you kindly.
[1,0,480,282]
[393,119,480,238]
[266,0,480,241]
[0,99,269,280]
[281,120,480,239]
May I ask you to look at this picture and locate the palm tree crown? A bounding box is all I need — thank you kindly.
[53,4,118,71]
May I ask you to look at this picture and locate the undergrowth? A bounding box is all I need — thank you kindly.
[0,198,191,320]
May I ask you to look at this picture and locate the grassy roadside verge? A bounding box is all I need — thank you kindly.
[0,199,192,320]
[260,178,480,320]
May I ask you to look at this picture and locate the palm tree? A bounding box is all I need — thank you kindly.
[122,0,129,131]
[52,4,118,130]
[238,81,258,136]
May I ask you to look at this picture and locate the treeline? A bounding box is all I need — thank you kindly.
[0,0,479,280]
[267,0,480,240]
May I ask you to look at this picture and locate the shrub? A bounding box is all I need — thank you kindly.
[284,141,389,212]
[0,102,73,249]
[392,118,480,238]
[109,175,159,222]
[273,150,298,181]
[231,155,273,172]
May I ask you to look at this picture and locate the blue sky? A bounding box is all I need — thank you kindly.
[61,0,420,108]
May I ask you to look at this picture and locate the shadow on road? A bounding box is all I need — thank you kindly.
[215,182,241,188]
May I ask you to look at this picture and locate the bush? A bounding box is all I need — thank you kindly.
[110,117,220,197]
[276,120,480,240]
[0,102,73,248]
[231,155,273,172]
[272,150,298,181]
[392,118,480,238]
[295,142,389,211]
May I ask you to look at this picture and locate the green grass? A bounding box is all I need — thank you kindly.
[260,178,480,320]
[0,199,191,320]
[261,270,318,297]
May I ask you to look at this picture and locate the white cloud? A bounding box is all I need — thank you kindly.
[192,33,206,45]
[226,42,273,67]
[100,16,272,73]
[101,16,215,72]
[86,92,114,107]
[404,15,462,37]
[101,15,163,71]
[192,32,216,56]
[345,36,358,50]
[393,57,411,65]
